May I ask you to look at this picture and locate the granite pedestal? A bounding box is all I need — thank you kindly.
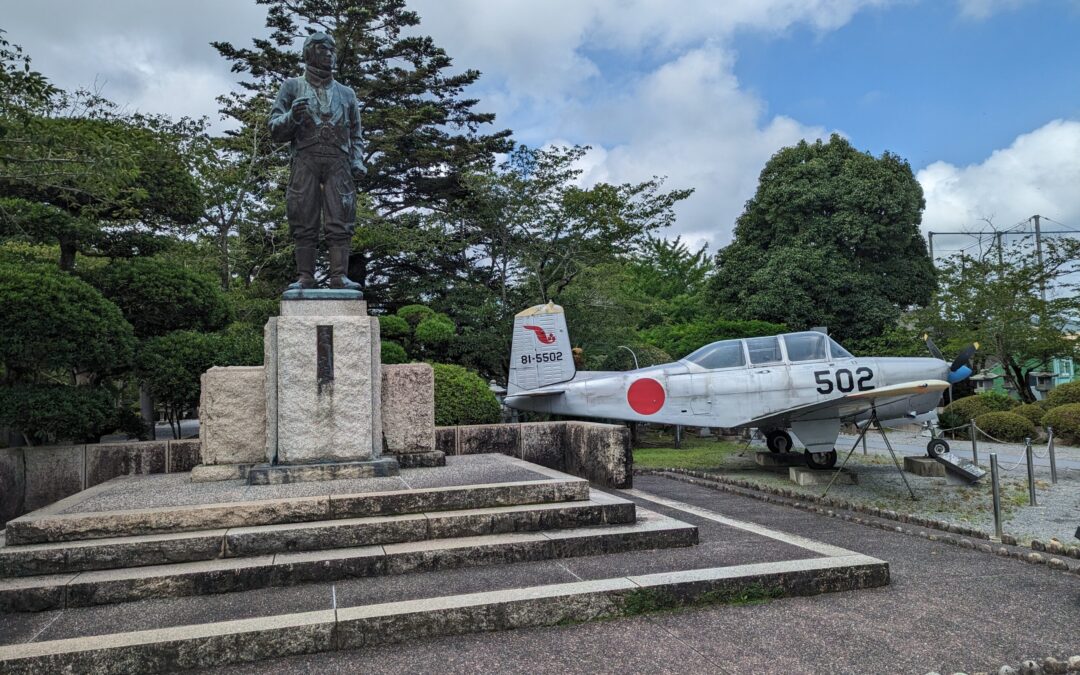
[260,291,398,483]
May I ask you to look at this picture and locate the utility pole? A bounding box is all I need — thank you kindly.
[927,231,934,263]
[995,231,1004,266]
[1033,214,1046,302]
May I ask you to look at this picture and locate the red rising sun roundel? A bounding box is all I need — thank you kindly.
[627,378,665,415]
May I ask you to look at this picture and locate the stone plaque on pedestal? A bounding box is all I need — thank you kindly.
[256,290,397,483]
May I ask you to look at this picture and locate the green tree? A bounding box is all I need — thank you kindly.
[82,257,232,339]
[915,238,1080,403]
[0,261,137,443]
[710,135,934,342]
[433,363,500,426]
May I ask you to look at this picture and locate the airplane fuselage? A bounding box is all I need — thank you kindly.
[505,356,950,430]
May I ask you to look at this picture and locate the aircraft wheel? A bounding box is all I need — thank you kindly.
[805,449,837,470]
[926,439,950,458]
[765,430,793,454]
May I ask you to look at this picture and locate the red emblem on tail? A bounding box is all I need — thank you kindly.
[523,325,556,345]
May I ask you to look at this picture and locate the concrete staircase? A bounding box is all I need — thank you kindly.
[0,456,696,616]
[0,455,890,673]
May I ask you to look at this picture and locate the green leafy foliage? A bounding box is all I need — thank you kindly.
[710,135,934,343]
[940,393,1017,431]
[397,305,435,327]
[1045,381,1080,408]
[381,341,408,364]
[432,363,500,426]
[913,237,1080,403]
[1012,403,1047,427]
[1042,403,1080,444]
[0,384,114,444]
[414,315,455,347]
[0,261,135,380]
[378,315,410,340]
[974,411,1035,443]
[598,344,672,371]
[82,257,232,338]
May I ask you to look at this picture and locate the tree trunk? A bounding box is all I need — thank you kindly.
[58,237,77,272]
[139,383,157,441]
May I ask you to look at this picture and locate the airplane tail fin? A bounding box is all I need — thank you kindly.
[509,302,576,394]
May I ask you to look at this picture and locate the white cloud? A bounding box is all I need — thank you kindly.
[918,119,1080,235]
[955,0,1033,19]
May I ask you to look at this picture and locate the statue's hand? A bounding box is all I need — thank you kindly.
[290,97,310,123]
[350,160,367,179]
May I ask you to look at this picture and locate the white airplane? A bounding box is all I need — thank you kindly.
[504,303,976,470]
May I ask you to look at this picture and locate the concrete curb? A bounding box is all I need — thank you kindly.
[0,554,888,674]
[640,469,1080,579]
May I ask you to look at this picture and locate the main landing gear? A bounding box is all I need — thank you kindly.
[765,430,793,453]
[805,449,838,470]
[926,438,950,459]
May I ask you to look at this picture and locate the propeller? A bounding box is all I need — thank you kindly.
[923,334,979,384]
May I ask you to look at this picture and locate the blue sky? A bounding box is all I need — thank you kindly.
[5,0,1080,252]
[731,0,1080,169]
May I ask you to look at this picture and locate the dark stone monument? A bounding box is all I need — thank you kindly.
[269,32,366,293]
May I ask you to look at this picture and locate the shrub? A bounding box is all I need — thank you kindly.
[974,412,1035,443]
[433,363,500,426]
[397,304,434,327]
[82,256,231,338]
[942,392,1017,426]
[1045,381,1080,408]
[414,315,455,347]
[0,262,135,377]
[378,315,410,340]
[1012,403,1047,427]
[0,384,114,444]
[597,344,672,371]
[1043,403,1080,444]
[381,341,408,364]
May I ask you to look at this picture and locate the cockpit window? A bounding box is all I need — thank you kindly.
[683,340,745,369]
[745,336,783,365]
[783,333,827,362]
[828,337,854,359]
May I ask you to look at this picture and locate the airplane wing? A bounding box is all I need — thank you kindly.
[742,380,950,428]
[504,388,566,398]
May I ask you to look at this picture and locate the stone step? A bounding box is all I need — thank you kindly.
[5,476,590,546]
[0,553,888,674]
[0,508,698,612]
[0,492,634,578]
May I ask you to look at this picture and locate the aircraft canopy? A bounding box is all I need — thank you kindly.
[681,332,853,369]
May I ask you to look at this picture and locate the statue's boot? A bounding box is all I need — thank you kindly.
[286,246,317,290]
[328,245,362,292]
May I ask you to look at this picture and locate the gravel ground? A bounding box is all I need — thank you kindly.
[837,429,1080,545]
[683,433,1080,546]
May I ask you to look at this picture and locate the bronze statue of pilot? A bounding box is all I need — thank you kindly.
[269,32,366,292]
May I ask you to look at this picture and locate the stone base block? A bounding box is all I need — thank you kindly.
[903,456,946,478]
[394,451,446,469]
[789,466,855,486]
[755,451,804,468]
[190,464,254,483]
[247,458,400,485]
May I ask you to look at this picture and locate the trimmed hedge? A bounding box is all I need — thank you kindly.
[1043,403,1080,445]
[0,385,115,444]
[1045,381,1080,408]
[974,412,1035,443]
[433,363,500,426]
[378,315,410,340]
[381,341,408,364]
[1011,403,1047,427]
[941,392,1018,431]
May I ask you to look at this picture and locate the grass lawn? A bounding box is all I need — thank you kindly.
[633,442,748,470]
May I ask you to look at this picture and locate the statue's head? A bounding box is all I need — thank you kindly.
[303,32,336,72]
